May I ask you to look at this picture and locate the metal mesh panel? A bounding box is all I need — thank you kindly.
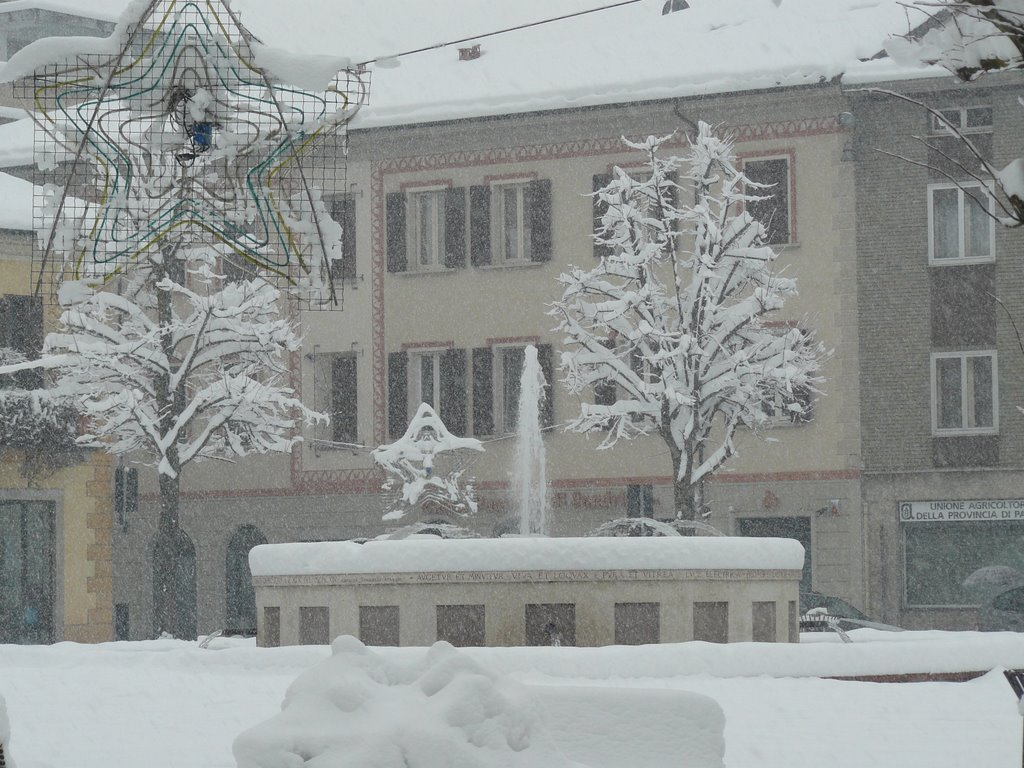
[13,0,368,309]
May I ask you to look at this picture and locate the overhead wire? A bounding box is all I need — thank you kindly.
[353,0,647,68]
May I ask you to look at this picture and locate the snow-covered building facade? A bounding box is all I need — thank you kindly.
[108,0,899,639]
[0,2,117,643]
[847,67,1024,630]
[7,0,1003,640]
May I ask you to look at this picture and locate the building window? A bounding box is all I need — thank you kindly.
[493,182,533,263]
[412,350,444,413]
[436,604,485,646]
[114,466,138,531]
[327,194,357,283]
[744,157,791,245]
[469,179,551,266]
[0,500,56,644]
[359,605,399,646]
[312,352,358,448]
[929,106,992,134]
[298,606,330,645]
[761,383,813,426]
[409,189,446,270]
[0,294,43,389]
[494,345,526,434]
[615,602,660,645]
[931,351,997,435]
[626,484,654,517]
[115,603,130,641]
[525,603,577,646]
[928,183,994,264]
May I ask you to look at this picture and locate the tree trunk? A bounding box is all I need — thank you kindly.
[153,471,180,637]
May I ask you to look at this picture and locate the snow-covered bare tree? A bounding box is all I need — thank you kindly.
[881,1,1024,226]
[43,255,324,636]
[37,254,328,642]
[552,124,823,522]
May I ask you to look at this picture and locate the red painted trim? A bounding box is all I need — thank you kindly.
[482,171,538,183]
[400,340,454,351]
[399,178,453,191]
[486,335,541,346]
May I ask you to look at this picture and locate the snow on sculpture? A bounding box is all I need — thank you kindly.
[371,403,484,522]
[3,0,367,307]
[551,125,824,522]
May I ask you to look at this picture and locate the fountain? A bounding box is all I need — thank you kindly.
[514,344,549,535]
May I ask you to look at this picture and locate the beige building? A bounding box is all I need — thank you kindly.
[0,228,114,643]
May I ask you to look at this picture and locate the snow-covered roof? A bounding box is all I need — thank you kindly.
[0,0,936,130]
[0,171,33,231]
[249,535,806,577]
[0,118,35,168]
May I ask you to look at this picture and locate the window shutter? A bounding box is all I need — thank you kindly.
[2,295,43,388]
[115,465,138,530]
[527,178,552,262]
[341,196,357,280]
[592,173,614,259]
[387,351,408,439]
[331,355,358,443]
[471,347,493,436]
[386,192,407,273]
[440,348,467,435]
[537,343,555,429]
[469,185,492,266]
[444,187,466,269]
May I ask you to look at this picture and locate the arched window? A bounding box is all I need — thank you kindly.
[225,525,267,635]
[152,528,197,640]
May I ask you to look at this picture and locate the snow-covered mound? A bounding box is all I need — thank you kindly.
[0,693,16,768]
[232,637,726,768]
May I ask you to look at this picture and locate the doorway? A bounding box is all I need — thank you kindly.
[738,516,812,592]
[0,500,56,643]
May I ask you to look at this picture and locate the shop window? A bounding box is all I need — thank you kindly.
[263,606,280,647]
[931,351,997,435]
[615,602,660,645]
[928,183,994,264]
[744,157,791,245]
[525,603,576,646]
[693,601,729,643]
[359,605,399,646]
[752,601,777,642]
[298,606,330,645]
[905,521,1024,606]
[436,604,485,646]
[739,516,812,593]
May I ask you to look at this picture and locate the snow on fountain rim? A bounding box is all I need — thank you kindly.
[249,536,804,577]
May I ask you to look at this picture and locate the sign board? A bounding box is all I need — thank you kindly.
[898,499,1024,523]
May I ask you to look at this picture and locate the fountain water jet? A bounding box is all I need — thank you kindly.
[514,344,549,535]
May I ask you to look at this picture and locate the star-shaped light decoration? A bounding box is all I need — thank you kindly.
[11,0,367,307]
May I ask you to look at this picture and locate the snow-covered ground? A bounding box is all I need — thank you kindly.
[1,630,1022,768]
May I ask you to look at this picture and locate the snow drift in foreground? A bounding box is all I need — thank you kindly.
[0,693,15,768]
[233,637,725,768]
